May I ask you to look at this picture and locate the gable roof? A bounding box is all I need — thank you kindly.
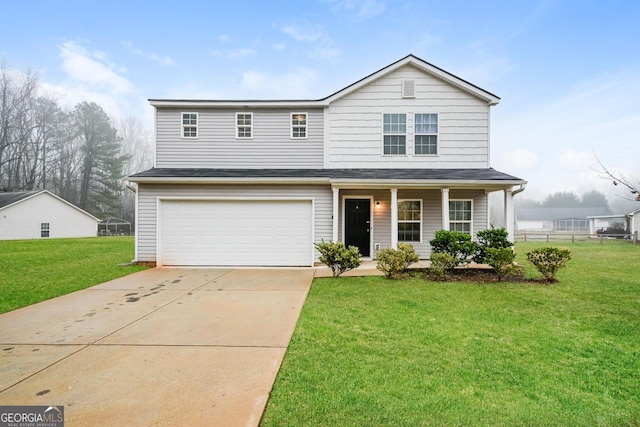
[148,54,500,108]
[0,191,41,210]
[0,190,99,220]
[322,54,500,105]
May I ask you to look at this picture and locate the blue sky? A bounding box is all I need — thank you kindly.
[1,0,639,204]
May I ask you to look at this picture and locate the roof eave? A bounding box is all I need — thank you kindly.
[148,99,329,108]
[128,176,526,188]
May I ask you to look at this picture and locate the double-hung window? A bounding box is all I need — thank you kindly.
[383,113,406,155]
[415,113,438,155]
[41,222,50,238]
[181,112,198,138]
[291,113,307,139]
[449,200,472,233]
[236,113,253,138]
[398,200,422,242]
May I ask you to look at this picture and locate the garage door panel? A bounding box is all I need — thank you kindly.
[159,200,312,266]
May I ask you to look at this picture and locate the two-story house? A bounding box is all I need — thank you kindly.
[128,54,526,267]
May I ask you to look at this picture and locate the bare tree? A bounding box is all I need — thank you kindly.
[594,153,640,202]
[0,64,39,190]
[116,115,154,224]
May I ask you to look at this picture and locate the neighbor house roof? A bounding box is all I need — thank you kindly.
[0,190,99,220]
[149,54,500,108]
[128,168,525,189]
[0,191,43,210]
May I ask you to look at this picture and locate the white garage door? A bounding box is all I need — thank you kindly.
[159,199,313,266]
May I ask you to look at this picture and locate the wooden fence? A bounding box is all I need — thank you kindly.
[514,231,638,244]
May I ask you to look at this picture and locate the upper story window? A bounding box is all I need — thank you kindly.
[291,113,307,139]
[181,112,198,138]
[398,200,422,242]
[236,113,253,138]
[449,200,472,234]
[383,113,406,155]
[41,222,50,238]
[415,113,438,155]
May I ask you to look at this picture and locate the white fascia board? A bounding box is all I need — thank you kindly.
[128,176,331,185]
[327,178,526,189]
[149,99,328,108]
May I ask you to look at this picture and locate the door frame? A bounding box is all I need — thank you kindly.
[341,195,373,258]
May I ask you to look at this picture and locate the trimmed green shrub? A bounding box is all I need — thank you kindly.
[314,240,362,277]
[526,247,572,282]
[428,252,456,281]
[474,226,513,264]
[429,230,476,266]
[486,247,516,282]
[376,244,418,279]
[398,243,420,269]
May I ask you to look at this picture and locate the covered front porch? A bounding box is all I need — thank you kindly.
[329,184,522,259]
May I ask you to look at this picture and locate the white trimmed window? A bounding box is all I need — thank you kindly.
[236,112,253,138]
[291,113,307,139]
[41,222,50,238]
[181,112,198,138]
[398,199,422,242]
[383,113,406,155]
[449,200,472,233]
[415,113,438,155]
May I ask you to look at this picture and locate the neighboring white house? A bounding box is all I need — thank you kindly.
[0,190,98,240]
[588,208,640,236]
[128,54,527,267]
[516,207,610,233]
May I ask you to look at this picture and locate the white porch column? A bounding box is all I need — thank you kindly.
[391,188,398,249]
[332,187,339,242]
[441,188,450,231]
[504,188,514,240]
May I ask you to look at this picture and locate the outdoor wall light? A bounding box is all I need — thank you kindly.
[376,201,381,208]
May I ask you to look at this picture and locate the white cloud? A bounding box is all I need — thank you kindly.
[272,43,287,51]
[59,41,134,94]
[279,22,342,61]
[227,48,256,60]
[121,40,174,66]
[218,34,231,43]
[280,23,325,42]
[326,0,386,20]
[35,41,145,123]
[239,67,320,98]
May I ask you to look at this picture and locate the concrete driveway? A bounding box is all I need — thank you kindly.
[0,268,313,426]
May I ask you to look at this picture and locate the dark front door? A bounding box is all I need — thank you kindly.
[345,199,371,257]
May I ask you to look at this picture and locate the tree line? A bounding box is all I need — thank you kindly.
[0,64,152,223]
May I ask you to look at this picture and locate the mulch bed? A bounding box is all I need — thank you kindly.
[419,267,553,284]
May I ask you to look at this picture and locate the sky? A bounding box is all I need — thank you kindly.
[1,0,639,206]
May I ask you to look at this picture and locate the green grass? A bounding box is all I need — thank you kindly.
[262,240,640,426]
[0,237,146,313]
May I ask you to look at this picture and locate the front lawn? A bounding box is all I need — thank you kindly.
[262,240,640,426]
[0,237,146,313]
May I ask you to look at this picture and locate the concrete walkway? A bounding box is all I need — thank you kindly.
[0,268,313,426]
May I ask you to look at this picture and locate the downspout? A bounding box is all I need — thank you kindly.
[512,184,526,196]
[125,181,139,263]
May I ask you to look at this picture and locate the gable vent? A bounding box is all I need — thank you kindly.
[402,79,416,98]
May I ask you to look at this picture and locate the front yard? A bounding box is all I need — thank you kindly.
[0,237,146,313]
[262,240,640,426]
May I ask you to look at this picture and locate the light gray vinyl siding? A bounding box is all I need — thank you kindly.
[136,184,333,262]
[156,108,324,168]
[337,188,488,259]
[449,189,488,237]
[327,64,490,169]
